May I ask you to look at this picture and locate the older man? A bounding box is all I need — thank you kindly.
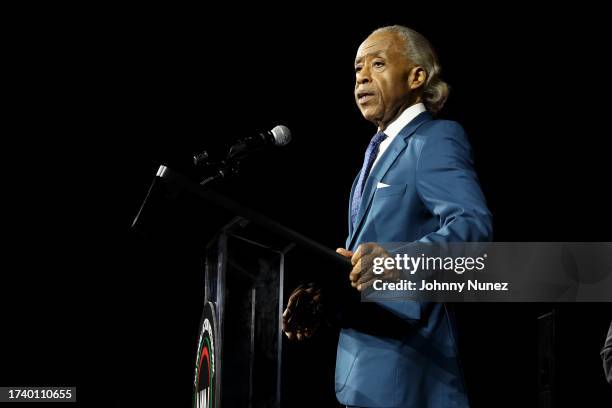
[284,25,492,408]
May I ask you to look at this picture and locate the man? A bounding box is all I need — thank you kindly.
[283,25,492,407]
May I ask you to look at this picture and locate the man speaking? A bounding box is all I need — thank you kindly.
[284,25,492,407]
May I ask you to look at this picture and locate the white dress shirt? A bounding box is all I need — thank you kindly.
[370,102,427,174]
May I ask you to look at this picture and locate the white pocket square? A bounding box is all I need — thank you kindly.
[377,182,390,188]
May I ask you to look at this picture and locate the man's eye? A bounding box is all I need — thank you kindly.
[355,66,362,73]
[373,61,385,68]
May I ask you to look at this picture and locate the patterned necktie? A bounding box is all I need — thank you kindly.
[351,131,387,226]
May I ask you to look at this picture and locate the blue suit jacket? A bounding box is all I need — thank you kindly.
[336,111,492,407]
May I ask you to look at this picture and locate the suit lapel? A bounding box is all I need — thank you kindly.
[348,111,432,249]
[347,172,360,242]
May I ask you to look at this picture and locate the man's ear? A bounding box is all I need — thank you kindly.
[409,66,427,90]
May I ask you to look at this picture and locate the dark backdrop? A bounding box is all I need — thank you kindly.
[3,4,612,407]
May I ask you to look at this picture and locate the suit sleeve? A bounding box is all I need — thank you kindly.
[374,123,492,324]
[415,122,493,243]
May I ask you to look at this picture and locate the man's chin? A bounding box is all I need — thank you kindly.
[359,108,381,124]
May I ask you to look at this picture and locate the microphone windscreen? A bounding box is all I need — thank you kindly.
[270,125,292,146]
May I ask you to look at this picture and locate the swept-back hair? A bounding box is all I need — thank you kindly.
[372,25,449,114]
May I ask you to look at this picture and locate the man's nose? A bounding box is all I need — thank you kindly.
[356,66,371,84]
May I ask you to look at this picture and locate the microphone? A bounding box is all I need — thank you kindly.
[227,125,292,159]
[194,125,291,185]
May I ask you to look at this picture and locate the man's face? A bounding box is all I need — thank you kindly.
[354,32,415,128]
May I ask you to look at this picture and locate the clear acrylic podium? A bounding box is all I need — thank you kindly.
[133,165,353,408]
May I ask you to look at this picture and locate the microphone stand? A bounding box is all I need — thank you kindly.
[194,149,243,186]
[199,159,241,186]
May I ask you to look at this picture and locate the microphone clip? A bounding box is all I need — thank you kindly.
[198,158,242,186]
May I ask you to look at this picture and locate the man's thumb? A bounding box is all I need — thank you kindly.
[336,248,353,257]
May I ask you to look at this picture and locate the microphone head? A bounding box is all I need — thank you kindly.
[270,125,291,146]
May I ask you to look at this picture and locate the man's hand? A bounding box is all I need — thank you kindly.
[337,243,399,292]
[282,283,323,341]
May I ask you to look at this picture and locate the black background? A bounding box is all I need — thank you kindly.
[2,3,612,407]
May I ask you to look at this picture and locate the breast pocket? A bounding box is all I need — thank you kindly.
[373,183,407,198]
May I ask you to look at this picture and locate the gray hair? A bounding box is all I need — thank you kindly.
[372,25,450,115]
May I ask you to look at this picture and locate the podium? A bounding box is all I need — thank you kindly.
[133,166,352,407]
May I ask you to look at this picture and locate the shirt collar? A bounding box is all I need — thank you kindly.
[380,102,427,138]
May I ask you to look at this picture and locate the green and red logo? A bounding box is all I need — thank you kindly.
[194,302,217,408]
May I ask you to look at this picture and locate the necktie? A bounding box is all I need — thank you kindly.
[350,131,387,226]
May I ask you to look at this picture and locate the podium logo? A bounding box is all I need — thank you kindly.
[194,302,217,408]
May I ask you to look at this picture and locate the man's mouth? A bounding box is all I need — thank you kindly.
[357,91,375,104]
